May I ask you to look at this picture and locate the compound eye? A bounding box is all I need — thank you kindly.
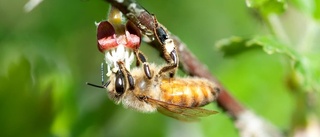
[115,70,126,95]
[155,27,169,45]
[97,21,118,52]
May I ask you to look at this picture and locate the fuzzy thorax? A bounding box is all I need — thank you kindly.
[106,64,162,113]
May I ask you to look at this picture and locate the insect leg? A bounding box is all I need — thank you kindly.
[157,46,178,77]
[152,16,179,77]
[117,61,135,90]
[134,50,152,79]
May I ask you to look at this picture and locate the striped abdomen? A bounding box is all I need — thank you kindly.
[159,77,219,107]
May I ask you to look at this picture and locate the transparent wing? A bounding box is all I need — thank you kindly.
[146,97,218,122]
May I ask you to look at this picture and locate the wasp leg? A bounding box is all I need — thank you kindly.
[134,50,152,79]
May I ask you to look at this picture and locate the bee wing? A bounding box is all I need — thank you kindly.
[146,98,218,122]
[157,106,200,122]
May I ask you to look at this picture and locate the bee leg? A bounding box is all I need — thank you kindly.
[136,95,148,102]
[158,48,178,77]
[118,62,134,90]
[152,16,179,77]
[126,73,135,90]
[117,61,135,90]
[153,15,170,46]
[134,50,152,79]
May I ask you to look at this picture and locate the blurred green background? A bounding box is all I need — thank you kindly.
[0,0,319,137]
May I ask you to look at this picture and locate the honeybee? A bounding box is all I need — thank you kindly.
[89,6,220,121]
[105,61,220,121]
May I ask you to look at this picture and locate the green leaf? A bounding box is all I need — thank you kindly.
[0,55,54,137]
[314,0,320,20]
[216,35,299,60]
[294,53,320,92]
[247,35,299,60]
[291,0,320,20]
[215,36,260,57]
[246,0,287,15]
[216,35,320,93]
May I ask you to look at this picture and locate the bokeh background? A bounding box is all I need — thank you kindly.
[1,0,319,137]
